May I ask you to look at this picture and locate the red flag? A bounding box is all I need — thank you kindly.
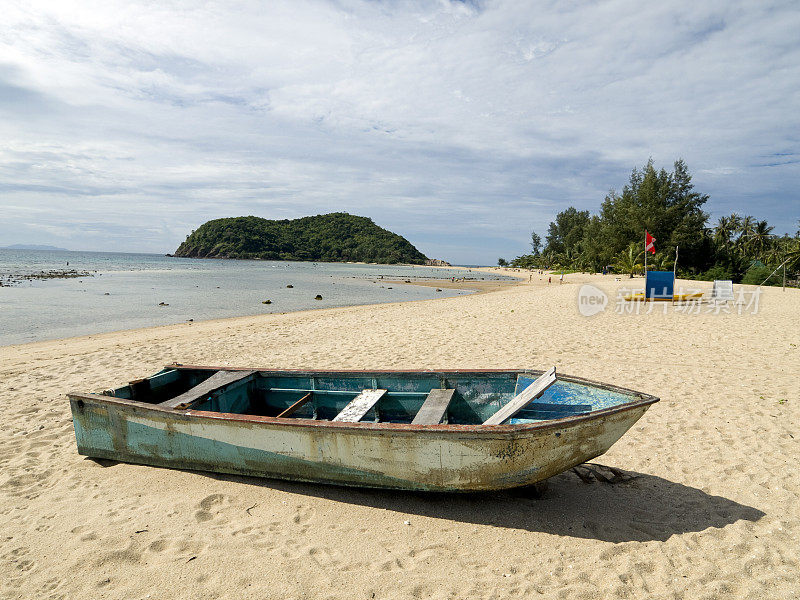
[645,230,656,254]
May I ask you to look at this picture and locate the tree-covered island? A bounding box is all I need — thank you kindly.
[174,213,429,264]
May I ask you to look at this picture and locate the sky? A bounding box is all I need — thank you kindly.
[0,0,798,264]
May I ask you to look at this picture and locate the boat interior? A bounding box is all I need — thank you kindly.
[103,367,639,426]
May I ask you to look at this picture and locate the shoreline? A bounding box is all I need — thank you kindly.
[0,266,523,352]
[4,265,791,352]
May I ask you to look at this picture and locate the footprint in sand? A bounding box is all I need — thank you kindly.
[37,577,61,594]
[377,556,408,572]
[292,504,316,525]
[410,582,441,598]
[70,525,97,542]
[1,471,55,497]
[194,493,237,523]
[16,558,35,572]
[374,544,457,574]
[231,525,274,550]
[147,537,206,557]
[277,539,304,560]
[2,545,29,572]
[148,538,170,553]
[306,545,343,568]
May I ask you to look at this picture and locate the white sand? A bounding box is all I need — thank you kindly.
[1,272,798,599]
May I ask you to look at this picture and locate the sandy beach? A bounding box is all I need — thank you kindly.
[1,271,798,599]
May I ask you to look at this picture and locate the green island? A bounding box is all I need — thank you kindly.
[174,213,428,264]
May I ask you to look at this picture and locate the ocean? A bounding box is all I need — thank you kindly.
[0,249,510,345]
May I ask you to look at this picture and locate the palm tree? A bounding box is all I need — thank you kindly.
[714,215,735,249]
[615,243,644,278]
[734,215,752,255]
[787,239,800,273]
[541,250,556,269]
[573,250,591,272]
[715,213,753,262]
[560,248,574,269]
[728,213,743,234]
[772,237,800,272]
[729,214,746,255]
[740,215,756,239]
[747,220,775,259]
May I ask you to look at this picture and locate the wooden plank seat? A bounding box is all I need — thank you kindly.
[483,367,557,425]
[158,370,256,410]
[332,389,387,422]
[411,388,455,425]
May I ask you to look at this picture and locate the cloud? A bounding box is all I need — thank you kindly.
[0,0,797,263]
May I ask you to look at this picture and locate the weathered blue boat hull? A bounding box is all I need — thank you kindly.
[68,368,658,492]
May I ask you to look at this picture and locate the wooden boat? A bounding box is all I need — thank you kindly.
[67,364,659,492]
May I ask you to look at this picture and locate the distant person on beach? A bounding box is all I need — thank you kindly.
[548,276,551,284]
[559,273,564,284]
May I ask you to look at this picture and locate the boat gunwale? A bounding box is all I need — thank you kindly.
[66,364,660,435]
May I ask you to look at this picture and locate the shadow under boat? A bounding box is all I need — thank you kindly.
[214,470,765,543]
[88,457,764,544]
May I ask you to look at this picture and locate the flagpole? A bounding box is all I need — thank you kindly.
[674,246,679,277]
[673,246,679,305]
[644,231,647,276]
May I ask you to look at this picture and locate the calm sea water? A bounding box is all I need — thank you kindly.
[0,249,509,345]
